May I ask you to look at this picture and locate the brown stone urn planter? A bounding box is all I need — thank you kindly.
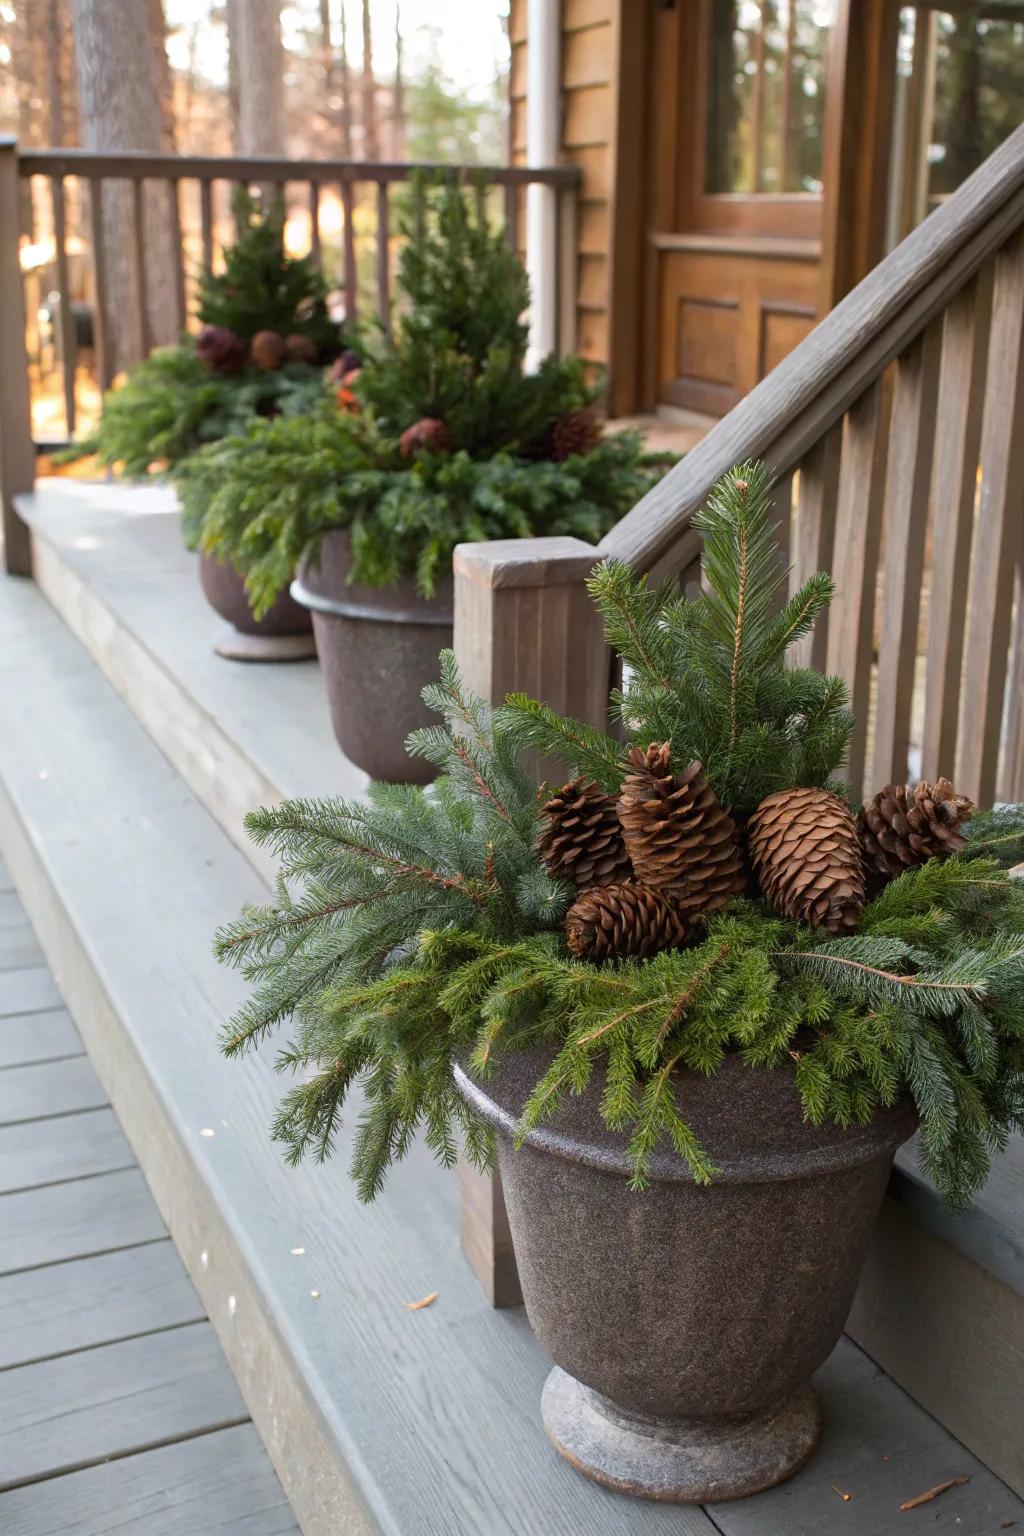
[290,528,453,784]
[199,552,315,662]
[454,1048,917,1504]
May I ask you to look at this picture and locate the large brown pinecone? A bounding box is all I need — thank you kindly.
[858,778,974,882]
[399,416,451,458]
[748,787,865,934]
[539,777,633,891]
[549,406,602,462]
[617,744,745,921]
[196,324,246,374]
[566,881,687,962]
[250,329,287,371]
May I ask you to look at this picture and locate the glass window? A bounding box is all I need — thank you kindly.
[705,0,837,196]
[927,9,1024,199]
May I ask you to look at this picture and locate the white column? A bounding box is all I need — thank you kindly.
[525,0,560,369]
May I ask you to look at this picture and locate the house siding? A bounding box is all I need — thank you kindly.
[508,0,617,374]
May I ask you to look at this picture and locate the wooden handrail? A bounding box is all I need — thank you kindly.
[14,148,581,189]
[600,121,1024,581]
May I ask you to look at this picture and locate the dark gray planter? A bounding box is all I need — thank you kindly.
[454,1048,917,1504]
[199,552,315,662]
[291,529,453,784]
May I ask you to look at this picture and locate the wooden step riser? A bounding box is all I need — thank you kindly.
[0,784,366,1536]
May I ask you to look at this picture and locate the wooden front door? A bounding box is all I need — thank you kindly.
[647,0,837,415]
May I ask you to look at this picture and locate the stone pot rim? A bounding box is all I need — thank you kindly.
[292,527,454,627]
[453,1054,918,1188]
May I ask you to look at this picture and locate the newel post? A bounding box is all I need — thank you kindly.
[453,537,611,1307]
[0,137,33,577]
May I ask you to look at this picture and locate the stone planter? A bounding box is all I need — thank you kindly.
[199,552,315,662]
[291,529,453,784]
[454,1048,916,1504]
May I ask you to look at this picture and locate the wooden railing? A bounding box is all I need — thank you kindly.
[0,138,580,578]
[452,122,1024,1304]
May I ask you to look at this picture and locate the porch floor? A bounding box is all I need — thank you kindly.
[0,871,300,1533]
[1,484,1023,1533]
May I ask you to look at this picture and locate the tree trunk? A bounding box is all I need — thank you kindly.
[393,2,405,159]
[72,0,178,376]
[361,0,377,159]
[230,0,285,156]
[339,0,353,157]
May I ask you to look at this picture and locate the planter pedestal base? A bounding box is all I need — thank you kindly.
[541,1367,822,1504]
[212,626,317,663]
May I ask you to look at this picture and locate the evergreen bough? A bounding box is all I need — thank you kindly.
[216,463,1024,1210]
[177,180,674,614]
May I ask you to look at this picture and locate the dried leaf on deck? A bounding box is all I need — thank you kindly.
[404,1291,438,1311]
[899,1474,970,1511]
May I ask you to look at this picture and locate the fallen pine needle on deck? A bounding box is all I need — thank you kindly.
[404,1291,438,1311]
[900,1474,971,1510]
[832,1484,852,1501]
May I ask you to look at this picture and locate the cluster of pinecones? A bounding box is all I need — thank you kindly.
[540,746,974,962]
[196,325,318,374]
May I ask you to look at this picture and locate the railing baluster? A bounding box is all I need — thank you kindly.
[169,178,187,334]
[557,186,578,358]
[920,265,991,779]
[342,176,357,323]
[308,180,321,267]
[956,228,1024,806]
[0,137,33,575]
[871,319,942,790]
[88,176,113,391]
[791,422,842,669]
[131,176,153,357]
[375,180,390,330]
[1001,565,1024,803]
[51,173,76,437]
[503,180,520,252]
[474,177,487,226]
[826,378,890,800]
[199,177,214,273]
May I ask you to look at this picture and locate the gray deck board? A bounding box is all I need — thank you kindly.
[0,857,13,894]
[0,966,62,1017]
[0,1053,107,1125]
[0,1106,134,1195]
[0,1167,166,1273]
[0,1240,204,1370]
[0,920,44,973]
[0,1008,82,1069]
[0,1321,248,1491]
[0,1422,299,1535]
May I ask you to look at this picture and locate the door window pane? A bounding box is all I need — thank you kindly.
[928,9,1024,198]
[705,0,836,195]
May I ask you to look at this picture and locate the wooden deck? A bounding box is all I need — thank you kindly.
[0,867,299,1534]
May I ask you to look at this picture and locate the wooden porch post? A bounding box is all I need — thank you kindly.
[819,0,901,311]
[453,536,610,1306]
[0,137,34,577]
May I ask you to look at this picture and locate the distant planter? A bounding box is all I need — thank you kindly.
[455,1049,916,1504]
[199,553,315,663]
[291,530,453,783]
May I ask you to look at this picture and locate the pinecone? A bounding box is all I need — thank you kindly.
[196,324,246,374]
[539,777,633,891]
[250,329,287,371]
[858,778,974,882]
[399,417,451,457]
[617,745,745,921]
[748,787,865,934]
[566,882,687,962]
[549,406,602,462]
[283,333,317,366]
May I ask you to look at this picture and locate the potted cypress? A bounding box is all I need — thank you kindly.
[175,183,673,776]
[213,463,1024,1502]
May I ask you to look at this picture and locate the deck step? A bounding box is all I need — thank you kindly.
[5,490,1024,1524]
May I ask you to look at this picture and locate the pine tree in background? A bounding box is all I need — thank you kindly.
[198,188,341,360]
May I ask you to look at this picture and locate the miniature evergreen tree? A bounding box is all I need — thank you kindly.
[198,189,341,359]
[214,462,1024,1210]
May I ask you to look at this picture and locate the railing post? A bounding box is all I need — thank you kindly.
[0,137,34,577]
[453,536,610,1308]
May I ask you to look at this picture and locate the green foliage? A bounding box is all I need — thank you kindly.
[176,398,670,617]
[504,461,853,816]
[198,189,341,357]
[72,346,325,478]
[356,180,592,456]
[177,179,676,611]
[214,464,1024,1211]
